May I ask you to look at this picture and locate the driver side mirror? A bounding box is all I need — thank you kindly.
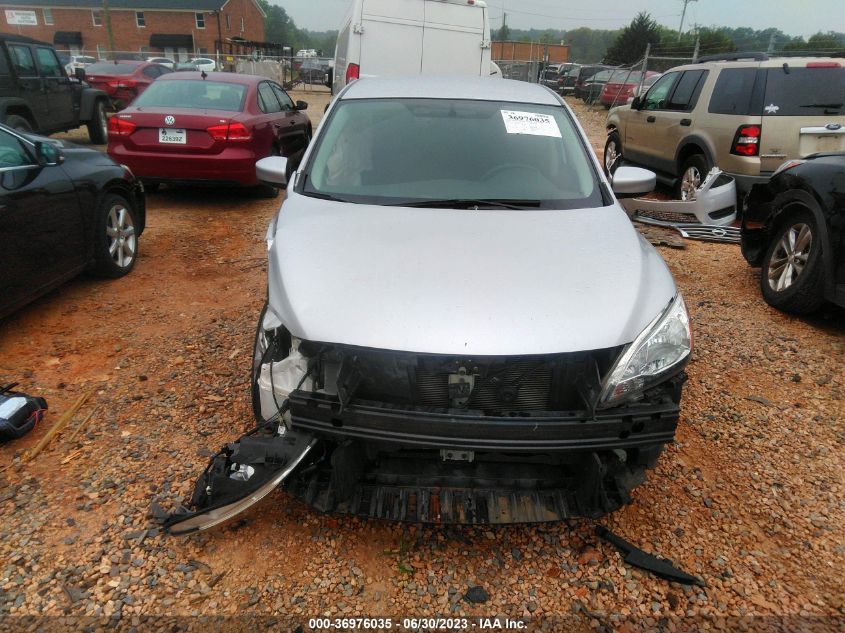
[630,95,642,110]
[611,166,655,198]
[295,100,308,111]
[34,141,63,166]
[74,67,86,81]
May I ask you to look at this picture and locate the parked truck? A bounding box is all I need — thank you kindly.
[331,0,496,94]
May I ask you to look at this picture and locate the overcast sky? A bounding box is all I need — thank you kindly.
[278,0,844,39]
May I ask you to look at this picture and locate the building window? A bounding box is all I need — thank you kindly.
[92,10,102,26]
[96,44,106,59]
[225,14,230,30]
[195,13,205,28]
[198,47,208,55]
[43,8,53,25]
[240,17,244,32]
[135,11,145,27]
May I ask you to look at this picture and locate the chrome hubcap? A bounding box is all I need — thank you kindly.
[768,223,811,292]
[605,141,618,171]
[106,204,136,268]
[681,166,701,201]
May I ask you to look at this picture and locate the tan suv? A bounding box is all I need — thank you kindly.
[604,53,845,201]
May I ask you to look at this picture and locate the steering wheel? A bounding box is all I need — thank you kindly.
[481,163,541,181]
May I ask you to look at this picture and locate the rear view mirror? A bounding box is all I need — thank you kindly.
[256,156,288,187]
[611,166,655,198]
[74,67,86,81]
[295,100,308,111]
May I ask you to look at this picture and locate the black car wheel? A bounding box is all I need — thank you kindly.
[87,100,108,145]
[5,115,32,133]
[603,131,622,176]
[760,208,825,314]
[93,193,138,278]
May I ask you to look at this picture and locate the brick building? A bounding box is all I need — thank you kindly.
[0,0,265,60]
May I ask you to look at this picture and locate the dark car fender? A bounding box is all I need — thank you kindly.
[0,97,39,130]
[743,178,837,297]
[78,88,109,123]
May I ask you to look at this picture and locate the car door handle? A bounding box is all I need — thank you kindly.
[680,118,692,126]
[646,115,656,123]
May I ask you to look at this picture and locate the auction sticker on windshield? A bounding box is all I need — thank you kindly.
[501,110,562,138]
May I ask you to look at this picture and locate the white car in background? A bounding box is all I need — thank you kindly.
[65,55,96,75]
[146,57,175,69]
[190,58,216,72]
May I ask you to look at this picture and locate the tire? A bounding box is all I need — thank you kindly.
[93,193,138,278]
[87,100,108,145]
[603,131,622,177]
[5,114,32,133]
[760,208,825,314]
[675,154,709,201]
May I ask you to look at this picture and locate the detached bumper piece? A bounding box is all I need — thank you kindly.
[165,430,316,535]
[284,446,662,524]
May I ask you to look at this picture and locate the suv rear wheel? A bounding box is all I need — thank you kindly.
[760,208,825,314]
[676,154,709,201]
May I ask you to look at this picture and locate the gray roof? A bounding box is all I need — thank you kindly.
[342,76,561,106]
[3,0,227,9]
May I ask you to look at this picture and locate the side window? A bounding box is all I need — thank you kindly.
[708,68,758,115]
[158,66,172,75]
[142,66,160,78]
[642,72,679,111]
[0,48,10,76]
[271,84,293,111]
[257,82,280,113]
[0,129,35,169]
[8,45,36,77]
[35,47,63,78]
[667,70,707,111]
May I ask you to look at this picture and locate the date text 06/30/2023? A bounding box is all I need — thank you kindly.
[307,617,528,630]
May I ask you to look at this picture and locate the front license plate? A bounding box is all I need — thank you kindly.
[159,128,186,144]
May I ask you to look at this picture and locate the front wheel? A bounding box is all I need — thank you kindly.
[93,193,138,278]
[5,114,32,133]
[87,100,108,145]
[603,131,622,177]
[760,208,825,314]
[675,154,709,201]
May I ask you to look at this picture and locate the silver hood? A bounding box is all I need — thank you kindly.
[266,194,676,356]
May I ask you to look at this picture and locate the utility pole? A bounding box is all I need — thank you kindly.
[692,37,700,62]
[102,0,116,59]
[766,32,776,54]
[677,0,697,41]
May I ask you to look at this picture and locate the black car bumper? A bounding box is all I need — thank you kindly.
[288,374,684,453]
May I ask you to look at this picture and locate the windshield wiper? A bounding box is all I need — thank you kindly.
[302,191,354,203]
[392,198,541,210]
[799,103,842,110]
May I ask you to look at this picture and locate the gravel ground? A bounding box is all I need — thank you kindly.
[0,92,843,631]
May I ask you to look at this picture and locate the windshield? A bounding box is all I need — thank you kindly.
[132,80,246,111]
[301,98,604,209]
[86,62,139,74]
[764,67,844,116]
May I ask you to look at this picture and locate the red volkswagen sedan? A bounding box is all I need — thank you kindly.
[107,73,311,191]
[84,60,172,110]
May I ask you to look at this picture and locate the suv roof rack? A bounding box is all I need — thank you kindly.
[696,52,769,63]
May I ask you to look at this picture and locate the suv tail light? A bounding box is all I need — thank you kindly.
[207,122,252,141]
[731,124,761,156]
[108,117,136,136]
[806,61,841,68]
[345,63,360,83]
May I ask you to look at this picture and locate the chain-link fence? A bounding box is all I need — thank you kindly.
[493,59,543,83]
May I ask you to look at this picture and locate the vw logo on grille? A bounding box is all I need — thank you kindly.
[711,228,727,238]
[164,115,175,126]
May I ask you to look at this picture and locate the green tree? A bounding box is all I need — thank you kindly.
[495,21,511,42]
[604,12,662,65]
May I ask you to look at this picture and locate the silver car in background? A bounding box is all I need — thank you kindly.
[167,77,692,534]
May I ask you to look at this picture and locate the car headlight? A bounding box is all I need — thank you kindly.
[598,294,691,408]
